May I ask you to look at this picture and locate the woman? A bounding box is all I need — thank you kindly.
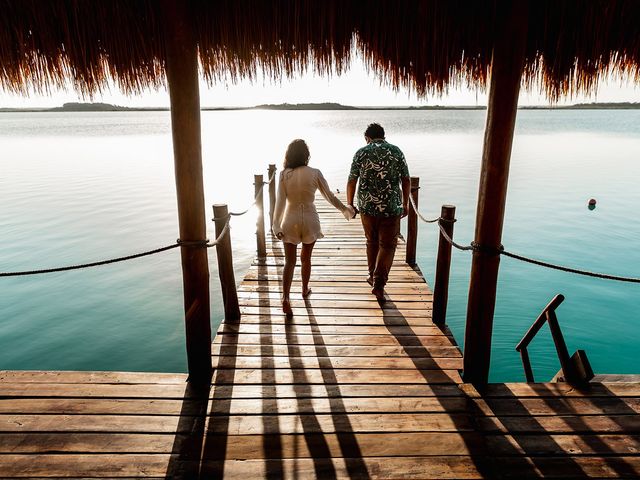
[272,139,355,316]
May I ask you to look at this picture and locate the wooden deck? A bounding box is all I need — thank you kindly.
[2,195,640,478]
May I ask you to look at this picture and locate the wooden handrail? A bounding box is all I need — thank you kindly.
[516,294,565,351]
[516,294,593,386]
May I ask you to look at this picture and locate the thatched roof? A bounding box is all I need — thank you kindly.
[1,0,639,100]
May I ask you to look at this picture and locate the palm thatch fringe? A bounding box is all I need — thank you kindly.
[1,0,638,100]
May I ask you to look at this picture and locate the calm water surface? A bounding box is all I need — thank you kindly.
[1,109,639,381]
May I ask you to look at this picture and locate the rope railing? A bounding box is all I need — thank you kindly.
[1,167,274,278]
[227,168,276,217]
[409,195,640,283]
[408,193,440,223]
[0,244,181,277]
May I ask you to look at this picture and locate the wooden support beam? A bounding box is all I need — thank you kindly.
[405,177,420,265]
[213,204,240,322]
[433,205,456,326]
[162,0,211,383]
[255,174,266,257]
[463,1,528,390]
[268,164,277,232]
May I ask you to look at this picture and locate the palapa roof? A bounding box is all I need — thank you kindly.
[1,0,639,101]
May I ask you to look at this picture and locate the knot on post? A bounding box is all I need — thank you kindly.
[177,238,210,248]
[471,241,504,256]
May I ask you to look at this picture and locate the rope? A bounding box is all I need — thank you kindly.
[228,172,274,217]
[0,244,181,277]
[410,198,640,283]
[436,223,640,283]
[0,223,237,278]
[1,169,271,277]
[209,215,231,246]
[500,249,640,283]
[437,222,474,251]
[408,194,440,223]
[265,168,277,185]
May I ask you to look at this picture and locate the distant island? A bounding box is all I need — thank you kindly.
[1,101,640,112]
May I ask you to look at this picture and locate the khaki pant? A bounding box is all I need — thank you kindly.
[360,213,401,289]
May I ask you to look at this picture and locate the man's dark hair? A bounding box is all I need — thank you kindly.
[364,123,385,139]
[284,139,310,169]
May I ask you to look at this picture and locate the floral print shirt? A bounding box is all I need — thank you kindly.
[348,139,410,217]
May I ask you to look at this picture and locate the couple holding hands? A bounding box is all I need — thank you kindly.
[272,123,410,316]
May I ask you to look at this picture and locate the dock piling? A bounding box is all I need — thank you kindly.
[406,176,420,265]
[268,164,277,234]
[433,205,456,326]
[255,174,267,258]
[162,0,211,383]
[213,204,240,322]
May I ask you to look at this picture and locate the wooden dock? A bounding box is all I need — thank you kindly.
[1,195,640,478]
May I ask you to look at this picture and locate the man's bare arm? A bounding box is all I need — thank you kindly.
[401,176,411,218]
[346,178,358,207]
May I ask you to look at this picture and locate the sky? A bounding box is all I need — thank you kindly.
[2,54,639,108]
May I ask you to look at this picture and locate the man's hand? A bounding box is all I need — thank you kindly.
[401,204,409,218]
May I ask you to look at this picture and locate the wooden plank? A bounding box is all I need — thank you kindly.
[247,263,418,270]
[212,355,463,370]
[477,397,640,416]
[0,396,470,416]
[217,324,445,336]
[477,414,640,434]
[213,333,455,347]
[7,432,636,458]
[210,368,462,384]
[235,291,432,302]
[0,371,188,384]
[239,306,431,317]
[461,382,640,398]
[232,314,437,326]
[0,432,489,456]
[3,454,640,479]
[237,283,431,294]
[0,383,464,399]
[212,344,462,358]
[243,273,422,283]
[0,412,474,434]
[236,298,433,310]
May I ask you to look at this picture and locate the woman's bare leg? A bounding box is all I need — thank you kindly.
[301,241,316,296]
[282,242,298,314]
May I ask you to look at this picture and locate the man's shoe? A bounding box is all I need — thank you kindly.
[366,276,373,286]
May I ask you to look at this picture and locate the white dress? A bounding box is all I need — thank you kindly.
[272,166,353,245]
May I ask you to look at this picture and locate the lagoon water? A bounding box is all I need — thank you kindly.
[1,109,639,381]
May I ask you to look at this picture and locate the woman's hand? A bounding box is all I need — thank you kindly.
[343,205,358,220]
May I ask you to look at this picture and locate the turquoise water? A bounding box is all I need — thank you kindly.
[1,109,639,381]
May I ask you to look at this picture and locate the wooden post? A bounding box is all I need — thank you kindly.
[213,204,240,322]
[405,177,420,265]
[161,0,211,383]
[463,1,529,390]
[255,174,266,258]
[268,164,277,233]
[433,205,456,326]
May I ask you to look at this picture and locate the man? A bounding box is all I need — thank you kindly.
[346,123,410,303]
